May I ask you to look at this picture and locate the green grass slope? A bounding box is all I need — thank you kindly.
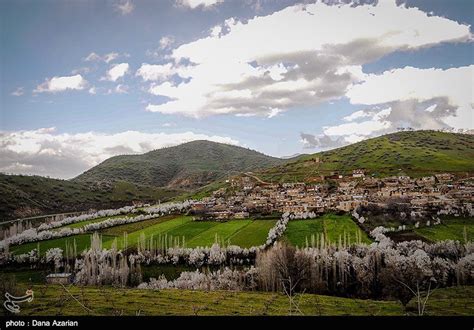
[74,140,286,190]
[260,131,474,182]
[0,174,178,221]
[7,284,473,316]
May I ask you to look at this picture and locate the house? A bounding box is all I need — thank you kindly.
[435,173,455,183]
[191,202,207,212]
[282,204,306,213]
[234,211,250,219]
[210,211,233,220]
[417,176,436,186]
[46,273,73,284]
[352,169,365,178]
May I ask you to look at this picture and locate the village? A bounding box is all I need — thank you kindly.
[191,170,474,221]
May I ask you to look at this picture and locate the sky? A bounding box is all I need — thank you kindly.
[0,0,473,179]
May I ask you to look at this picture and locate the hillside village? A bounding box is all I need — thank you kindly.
[191,171,474,222]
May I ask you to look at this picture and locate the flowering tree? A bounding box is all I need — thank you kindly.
[45,248,63,272]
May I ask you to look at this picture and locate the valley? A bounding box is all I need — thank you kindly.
[1,130,473,317]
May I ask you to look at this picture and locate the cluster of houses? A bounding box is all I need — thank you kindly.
[190,170,473,220]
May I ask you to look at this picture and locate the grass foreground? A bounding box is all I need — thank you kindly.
[7,284,473,316]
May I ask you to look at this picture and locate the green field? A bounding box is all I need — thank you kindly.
[283,214,372,247]
[100,215,193,249]
[11,216,275,254]
[8,284,473,316]
[100,215,188,237]
[415,217,473,242]
[10,234,116,256]
[53,214,135,231]
[186,220,251,247]
[228,220,276,247]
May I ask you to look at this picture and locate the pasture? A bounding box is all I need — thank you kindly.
[10,216,276,255]
[414,217,473,242]
[9,284,473,316]
[104,216,276,249]
[283,214,372,247]
[10,234,116,256]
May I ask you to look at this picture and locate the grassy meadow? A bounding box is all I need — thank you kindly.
[10,216,277,255]
[283,214,372,247]
[10,234,117,256]
[414,217,473,242]
[6,284,472,316]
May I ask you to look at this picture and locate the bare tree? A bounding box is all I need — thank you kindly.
[59,284,93,314]
[281,277,305,315]
[395,279,435,316]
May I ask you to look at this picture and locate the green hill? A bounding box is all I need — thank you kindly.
[0,141,286,220]
[259,131,474,182]
[0,174,178,221]
[74,140,286,189]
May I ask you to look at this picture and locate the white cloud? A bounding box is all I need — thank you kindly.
[301,65,474,150]
[176,0,224,9]
[136,63,176,81]
[162,122,176,127]
[300,132,347,150]
[343,110,371,121]
[267,108,282,118]
[159,36,175,49]
[146,38,175,59]
[144,1,470,118]
[346,65,474,129]
[83,52,122,63]
[115,0,134,15]
[104,52,120,63]
[114,84,128,94]
[104,84,129,94]
[324,117,392,137]
[103,63,130,82]
[34,74,88,93]
[84,52,101,62]
[0,128,239,179]
[88,87,97,95]
[71,67,91,75]
[11,87,25,96]
[210,25,222,38]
